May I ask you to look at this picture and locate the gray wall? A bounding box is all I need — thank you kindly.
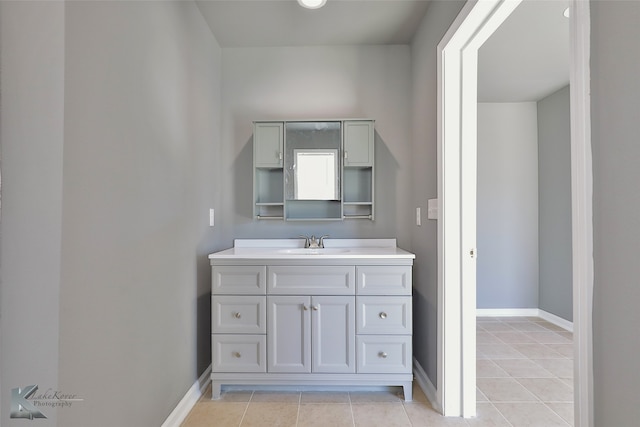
[0,2,65,425]
[410,0,466,385]
[537,86,572,321]
[11,1,634,424]
[218,46,413,248]
[591,1,640,424]
[1,2,223,426]
[477,103,540,310]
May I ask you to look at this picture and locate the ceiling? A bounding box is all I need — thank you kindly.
[195,0,431,47]
[196,0,570,102]
[478,0,570,102]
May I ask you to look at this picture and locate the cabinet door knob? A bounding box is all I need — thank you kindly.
[233,351,241,358]
[378,351,388,359]
[312,305,319,311]
[233,312,242,319]
[303,305,309,311]
[379,312,387,319]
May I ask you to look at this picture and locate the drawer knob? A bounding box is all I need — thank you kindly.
[233,351,242,358]
[379,312,388,319]
[233,312,242,319]
[378,351,388,359]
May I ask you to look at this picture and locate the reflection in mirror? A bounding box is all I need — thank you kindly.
[294,149,338,200]
[285,121,341,201]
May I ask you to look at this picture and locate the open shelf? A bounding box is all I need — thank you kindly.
[285,200,342,221]
[343,167,372,203]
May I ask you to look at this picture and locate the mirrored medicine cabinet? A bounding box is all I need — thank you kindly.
[253,119,374,221]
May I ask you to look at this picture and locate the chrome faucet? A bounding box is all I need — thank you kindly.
[299,234,329,249]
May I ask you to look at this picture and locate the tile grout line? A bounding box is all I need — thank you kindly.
[237,391,253,427]
[483,400,516,427]
[295,392,301,427]
[543,401,573,427]
[398,396,413,426]
[348,392,356,427]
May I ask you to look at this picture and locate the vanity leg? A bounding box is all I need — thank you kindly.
[402,382,413,402]
[211,381,222,400]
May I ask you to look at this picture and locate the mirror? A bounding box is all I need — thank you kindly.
[285,122,341,201]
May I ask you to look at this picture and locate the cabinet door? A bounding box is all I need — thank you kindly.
[254,122,284,167]
[343,120,374,166]
[267,296,311,373]
[311,296,356,373]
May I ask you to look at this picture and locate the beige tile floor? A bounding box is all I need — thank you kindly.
[181,317,573,426]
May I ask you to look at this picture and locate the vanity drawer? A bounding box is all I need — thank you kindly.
[212,266,266,295]
[357,296,412,335]
[267,266,355,295]
[356,335,412,374]
[212,296,266,334]
[356,266,412,295]
[212,334,266,373]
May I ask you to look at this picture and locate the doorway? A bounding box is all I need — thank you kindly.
[436,0,593,425]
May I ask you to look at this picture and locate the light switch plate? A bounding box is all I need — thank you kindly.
[427,199,438,220]
[209,209,215,227]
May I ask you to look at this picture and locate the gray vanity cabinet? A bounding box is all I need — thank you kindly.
[210,257,413,401]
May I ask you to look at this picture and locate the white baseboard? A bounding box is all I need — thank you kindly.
[161,364,211,427]
[476,308,539,317]
[476,308,573,332]
[537,309,573,332]
[412,358,440,413]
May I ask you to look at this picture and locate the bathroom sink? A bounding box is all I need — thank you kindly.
[277,248,351,255]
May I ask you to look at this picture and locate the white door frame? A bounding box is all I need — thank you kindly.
[436,0,593,425]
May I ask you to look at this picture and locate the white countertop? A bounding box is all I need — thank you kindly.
[209,239,415,260]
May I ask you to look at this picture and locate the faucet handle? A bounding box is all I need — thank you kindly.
[319,235,329,248]
[299,235,310,248]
